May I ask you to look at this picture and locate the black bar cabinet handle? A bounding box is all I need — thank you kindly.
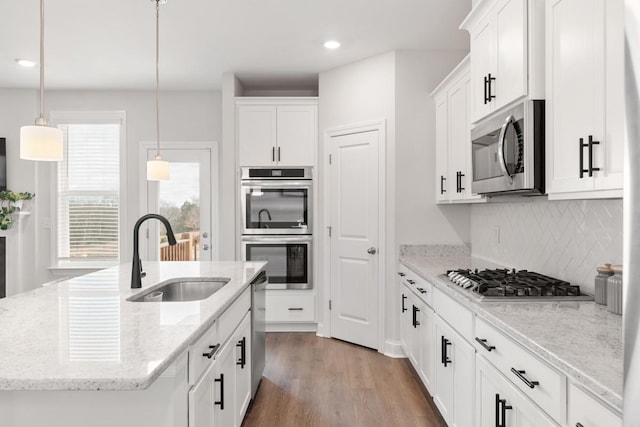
[412,305,420,328]
[484,75,489,104]
[441,336,452,367]
[236,337,246,369]
[203,344,220,359]
[417,287,427,294]
[500,396,512,427]
[588,135,600,176]
[495,394,501,427]
[288,307,303,311]
[459,171,465,192]
[510,368,539,388]
[214,373,225,410]
[488,73,496,101]
[440,175,446,194]
[277,146,281,162]
[580,137,587,178]
[272,146,275,162]
[401,294,407,313]
[397,272,406,277]
[475,337,496,352]
[407,279,415,285]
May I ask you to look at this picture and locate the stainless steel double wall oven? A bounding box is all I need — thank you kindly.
[240,167,312,290]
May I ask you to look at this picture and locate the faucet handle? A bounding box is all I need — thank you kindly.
[139,262,146,278]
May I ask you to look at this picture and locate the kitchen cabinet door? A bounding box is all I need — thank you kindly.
[435,95,449,203]
[189,361,216,427]
[214,337,238,427]
[494,0,527,110]
[399,281,411,355]
[470,18,495,122]
[476,355,556,427]
[568,382,621,427]
[434,315,475,427]
[276,105,316,166]
[237,105,277,167]
[408,295,421,369]
[418,303,435,394]
[234,313,252,422]
[546,0,623,198]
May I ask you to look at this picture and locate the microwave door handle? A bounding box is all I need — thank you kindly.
[497,115,514,185]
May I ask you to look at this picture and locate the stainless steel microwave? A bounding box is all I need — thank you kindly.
[471,100,545,195]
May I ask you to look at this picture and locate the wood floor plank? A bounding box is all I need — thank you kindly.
[242,332,447,427]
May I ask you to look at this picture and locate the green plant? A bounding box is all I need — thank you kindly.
[0,190,35,230]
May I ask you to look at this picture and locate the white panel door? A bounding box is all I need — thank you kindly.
[214,338,237,427]
[276,105,317,166]
[329,130,380,350]
[495,0,527,109]
[234,313,252,422]
[419,304,435,394]
[189,362,215,427]
[237,105,277,166]
[448,78,469,201]
[546,0,605,194]
[399,285,411,354]
[470,18,495,122]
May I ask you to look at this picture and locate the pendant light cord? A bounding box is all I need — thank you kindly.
[39,0,45,120]
[155,0,161,157]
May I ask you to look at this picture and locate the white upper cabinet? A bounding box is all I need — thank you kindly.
[545,0,624,199]
[461,0,544,123]
[431,56,484,204]
[237,98,318,167]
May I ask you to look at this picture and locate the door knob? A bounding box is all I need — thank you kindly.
[367,247,377,255]
[202,232,208,239]
[203,244,209,251]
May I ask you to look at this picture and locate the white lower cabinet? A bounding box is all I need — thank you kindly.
[434,314,475,427]
[476,355,556,427]
[234,313,253,422]
[214,335,238,427]
[567,383,621,427]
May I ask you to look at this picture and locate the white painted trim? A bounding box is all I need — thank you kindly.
[383,340,407,359]
[48,111,127,269]
[265,323,318,333]
[138,140,220,261]
[322,119,387,353]
[235,97,319,106]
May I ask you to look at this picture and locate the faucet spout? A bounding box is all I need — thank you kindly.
[131,214,177,289]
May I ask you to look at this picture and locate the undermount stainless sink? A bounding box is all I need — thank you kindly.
[127,277,230,302]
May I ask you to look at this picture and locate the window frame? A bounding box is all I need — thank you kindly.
[49,111,127,269]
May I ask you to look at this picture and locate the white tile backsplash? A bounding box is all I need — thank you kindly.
[470,197,623,295]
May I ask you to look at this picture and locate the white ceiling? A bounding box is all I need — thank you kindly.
[0,0,472,91]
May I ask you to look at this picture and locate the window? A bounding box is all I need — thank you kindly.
[51,112,126,266]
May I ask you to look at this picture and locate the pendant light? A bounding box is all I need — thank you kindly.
[147,0,169,181]
[20,0,63,161]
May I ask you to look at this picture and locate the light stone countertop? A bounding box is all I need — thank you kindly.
[400,254,623,412]
[0,261,266,391]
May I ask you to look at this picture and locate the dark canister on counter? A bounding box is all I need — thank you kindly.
[595,264,614,305]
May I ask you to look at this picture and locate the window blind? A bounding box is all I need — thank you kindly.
[57,124,120,261]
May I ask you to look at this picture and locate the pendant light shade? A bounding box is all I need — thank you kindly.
[147,0,169,181]
[20,123,63,161]
[147,155,169,181]
[20,0,63,162]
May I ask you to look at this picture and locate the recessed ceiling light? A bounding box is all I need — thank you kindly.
[15,58,36,67]
[324,40,341,50]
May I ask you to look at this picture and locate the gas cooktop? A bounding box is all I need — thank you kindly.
[441,268,594,301]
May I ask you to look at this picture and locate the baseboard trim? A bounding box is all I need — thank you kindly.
[383,339,406,358]
[265,323,318,333]
[315,322,329,338]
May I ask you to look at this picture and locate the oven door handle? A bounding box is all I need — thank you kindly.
[241,235,313,243]
[241,180,312,188]
[497,114,515,185]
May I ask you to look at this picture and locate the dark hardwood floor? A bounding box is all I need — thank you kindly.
[242,333,447,427]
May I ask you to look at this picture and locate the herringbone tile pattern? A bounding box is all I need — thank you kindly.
[471,198,623,294]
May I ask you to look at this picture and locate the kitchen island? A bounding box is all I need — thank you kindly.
[0,261,266,427]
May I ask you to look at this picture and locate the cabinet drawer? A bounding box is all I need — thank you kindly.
[433,287,473,341]
[474,316,567,423]
[398,264,433,307]
[218,287,251,344]
[189,321,218,385]
[568,383,621,427]
[266,293,315,322]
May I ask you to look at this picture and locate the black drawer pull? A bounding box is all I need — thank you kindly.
[511,368,539,388]
[412,305,420,328]
[397,272,406,277]
[440,175,446,194]
[288,307,303,311]
[475,337,496,352]
[417,287,427,294]
[441,336,452,367]
[203,344,220,359]
[236,337,246,369]
[401,294,407,313]
[407,279,415,285]
[214,373,225,409]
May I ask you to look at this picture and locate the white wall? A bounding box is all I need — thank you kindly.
[0,89,223,289]
[471,197,623,295]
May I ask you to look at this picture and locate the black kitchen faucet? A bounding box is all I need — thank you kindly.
[131,214,177,289]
